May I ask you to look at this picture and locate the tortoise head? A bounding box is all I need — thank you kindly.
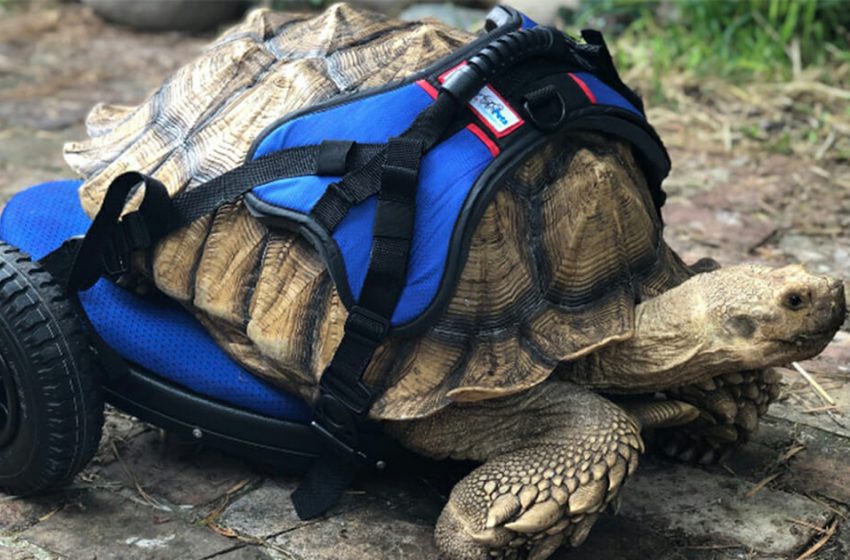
[702,264,846,367]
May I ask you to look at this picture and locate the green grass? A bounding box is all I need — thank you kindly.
[566,0,850,83]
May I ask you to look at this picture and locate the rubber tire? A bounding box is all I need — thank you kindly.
[0,242,104,495]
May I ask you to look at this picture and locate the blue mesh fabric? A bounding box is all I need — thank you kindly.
[0,180,311,421]
[573,72,641,116]
[251,82,496,325]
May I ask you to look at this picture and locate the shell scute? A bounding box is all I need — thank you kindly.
[66,7,692,421]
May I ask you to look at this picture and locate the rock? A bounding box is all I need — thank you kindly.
[400,3,489,30]
[20,491,235,560]
[272,504,438,560]
[348,0,416,17]
[82,0,250,32]
[217,480,307,538]
[619,459,833,556]
[499,0,581,27]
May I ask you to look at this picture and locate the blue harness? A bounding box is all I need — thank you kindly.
[41,6,669,518]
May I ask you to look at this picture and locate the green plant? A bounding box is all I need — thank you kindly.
[567,0,850,83]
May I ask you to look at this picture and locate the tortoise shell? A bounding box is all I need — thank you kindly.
[64,4,694,420]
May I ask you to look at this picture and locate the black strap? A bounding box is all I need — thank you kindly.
[580,29,645,115]
[311,153,386,231]
[66,172,175,291]
[316,140,355,176]
[358,138,422,315]
[173,142,382,227]
[39,173,175,383]
[49,142,383,291]
[310,91,459,232]
[290,459,357,520]
[292,137,424,519]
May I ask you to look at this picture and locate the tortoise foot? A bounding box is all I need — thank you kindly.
[653,368,782,464]
[435,436,642,559]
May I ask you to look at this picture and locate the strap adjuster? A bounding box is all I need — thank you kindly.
[100,213,153,277]
[344,305,390,346]
[312,367,377,465]
[102,229,130,277]
[311,394,370,464]
[317,140,355,176]
[308,305,389,466]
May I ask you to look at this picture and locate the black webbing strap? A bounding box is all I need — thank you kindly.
[358,139,423,314]
[579,29,645,114]
[49,142,383,287]
[310,92,460,232]
[291,137,424,520]
[310,153,386,232]
[66,172,176,291]
[173,141,382,226]
[38,140,383,376]
[37,172,176,381]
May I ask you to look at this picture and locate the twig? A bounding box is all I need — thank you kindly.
[782,81,850,101]
[37,506,62,523]
[777,444,806,464]
[788,518,828,534]
[110,441,170,512]
[804,405,839,414]
[806,495,848,520]
[746,472,781,498]
[814,130,836,160]
[792,362,836,406]
[796,518,839,560]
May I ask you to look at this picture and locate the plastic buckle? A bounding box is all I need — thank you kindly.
[484,5,517,32]
[312,372,377,466]
[101,229,130,277]
[311,393,369,464]
[344,305,390,347]
[122,212,152,250]
[308,306,389,467]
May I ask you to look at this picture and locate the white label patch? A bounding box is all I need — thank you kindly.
[440,64,524,137]
[467,87,523,136]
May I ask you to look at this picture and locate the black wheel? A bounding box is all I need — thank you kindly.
[0,242,104,494]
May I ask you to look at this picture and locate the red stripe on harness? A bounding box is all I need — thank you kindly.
[466,123,500,157]
[417,79,439,99]
[416,80,499,157]
[568,73,597,104]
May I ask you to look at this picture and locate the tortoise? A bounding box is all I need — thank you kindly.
[63,5,847,559]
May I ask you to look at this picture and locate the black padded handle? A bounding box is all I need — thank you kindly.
[441,27,568,104]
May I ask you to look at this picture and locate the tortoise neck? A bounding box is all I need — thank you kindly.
[563,279,729,393]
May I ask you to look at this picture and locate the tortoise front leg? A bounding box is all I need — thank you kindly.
[386,381,643,560]
[653,368,783,464]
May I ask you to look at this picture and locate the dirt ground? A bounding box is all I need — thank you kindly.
[0,5,849,560]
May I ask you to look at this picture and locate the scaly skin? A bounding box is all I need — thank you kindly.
[388,381,642,560]
[561,265,845,393]
[388,264,845,560]
[652,368,784,464]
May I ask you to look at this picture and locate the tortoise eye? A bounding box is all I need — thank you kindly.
[784,292,806,310]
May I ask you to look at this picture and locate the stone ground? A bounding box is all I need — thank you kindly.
[1,5,850,560]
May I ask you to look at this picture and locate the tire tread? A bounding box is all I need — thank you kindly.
[0,242,104,494]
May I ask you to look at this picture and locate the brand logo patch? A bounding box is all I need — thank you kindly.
[439,64,524,138]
